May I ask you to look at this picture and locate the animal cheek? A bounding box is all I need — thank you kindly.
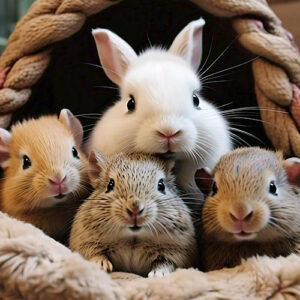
[112,200,128,224]
[34,175,51,196]
[135,124,159,153]
[178,122,197,151]
[67,168,81,188]
[217,206,234,232]
[145,205,157,222]
[250,204,270,230]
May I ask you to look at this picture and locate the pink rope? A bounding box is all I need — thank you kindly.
[0,67,10,89]
[291,84,300,129]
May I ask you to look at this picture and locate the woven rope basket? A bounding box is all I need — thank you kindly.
[0,0,299,157]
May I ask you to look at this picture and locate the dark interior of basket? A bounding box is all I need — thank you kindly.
[10,0,271,149]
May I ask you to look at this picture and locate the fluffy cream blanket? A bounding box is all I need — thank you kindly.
[0,211,300,300]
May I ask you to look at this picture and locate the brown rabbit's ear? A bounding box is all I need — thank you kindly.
[88,150,106,187]
[283,157,300,187]
[0,128,11,169]
[59,109,83,147]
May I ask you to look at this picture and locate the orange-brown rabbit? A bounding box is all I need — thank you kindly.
[0,109,89,241]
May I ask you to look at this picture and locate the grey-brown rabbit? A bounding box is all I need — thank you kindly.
[70,152,197,277]
[200,147,300,271]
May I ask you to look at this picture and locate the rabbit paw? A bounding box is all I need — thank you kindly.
[91,255,113,272]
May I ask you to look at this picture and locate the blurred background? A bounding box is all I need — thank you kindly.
[0,0,35,53]
[0,0,299,54]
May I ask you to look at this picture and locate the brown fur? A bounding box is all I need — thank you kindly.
[70,153,197,277]
[200,147,300,271]
[0,116,89,241]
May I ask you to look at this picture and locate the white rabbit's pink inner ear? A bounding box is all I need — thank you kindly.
[0,128,11,168]
[88,151,106,187]
[284,158,300,187]
[92,28,137,86]
[59,108,83,147]
[168,18,205,72]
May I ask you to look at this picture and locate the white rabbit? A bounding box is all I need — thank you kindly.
[87,18,232,193]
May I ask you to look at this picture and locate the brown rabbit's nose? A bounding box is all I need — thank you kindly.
[49,175,67,186]
[127,207,144,217]
[157,130,181,140]
[230,210,253,222]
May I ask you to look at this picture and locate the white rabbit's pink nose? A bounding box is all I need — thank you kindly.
[157,130,181,140]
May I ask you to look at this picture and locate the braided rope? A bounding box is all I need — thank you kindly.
[0,0,116,126]
[0,0,299,156]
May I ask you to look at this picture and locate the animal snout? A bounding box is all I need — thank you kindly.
[229,207,254,232]
[157,130,181,140]
[48,175,67,186]
[126,207,144,217]
[126,204,145,226]
[48,175,67,196]
[229,210,253,222]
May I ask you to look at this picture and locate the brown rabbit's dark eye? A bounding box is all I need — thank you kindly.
[192,92,201,109]
[157,178,165,194]
[22,155,31,169]
[127,95,135,112]
[106,179,115,193]
[211,182,218,196]
[72,147,80,159]
[269,181,278,196]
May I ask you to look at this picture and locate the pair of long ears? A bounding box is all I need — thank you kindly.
[0,109,83,169]
[92,18,206,86]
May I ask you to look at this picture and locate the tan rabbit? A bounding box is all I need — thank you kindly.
[0,109,89,241]
[200,147,300,271]
[70,152,197,277]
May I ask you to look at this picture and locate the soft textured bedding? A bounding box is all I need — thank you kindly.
[1,211,300,300]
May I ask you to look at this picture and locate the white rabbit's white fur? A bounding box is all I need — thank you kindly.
[88,18,231,192]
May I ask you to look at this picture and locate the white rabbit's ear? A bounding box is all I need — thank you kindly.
[88,150,106,187]
[0,128,11,169]
[169,18,205,71]
[92,28,137,86]
[283,157,300,187]
[59,109,83,147]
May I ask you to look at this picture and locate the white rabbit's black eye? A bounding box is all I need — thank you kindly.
[106,179,115,193]
[127,95,135,112]
[192,92,201,109]
[211,182,218,196]
[157,178,165,194]
[269,181,278,196]
[72,147,80,159]
[22,155,31,169]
